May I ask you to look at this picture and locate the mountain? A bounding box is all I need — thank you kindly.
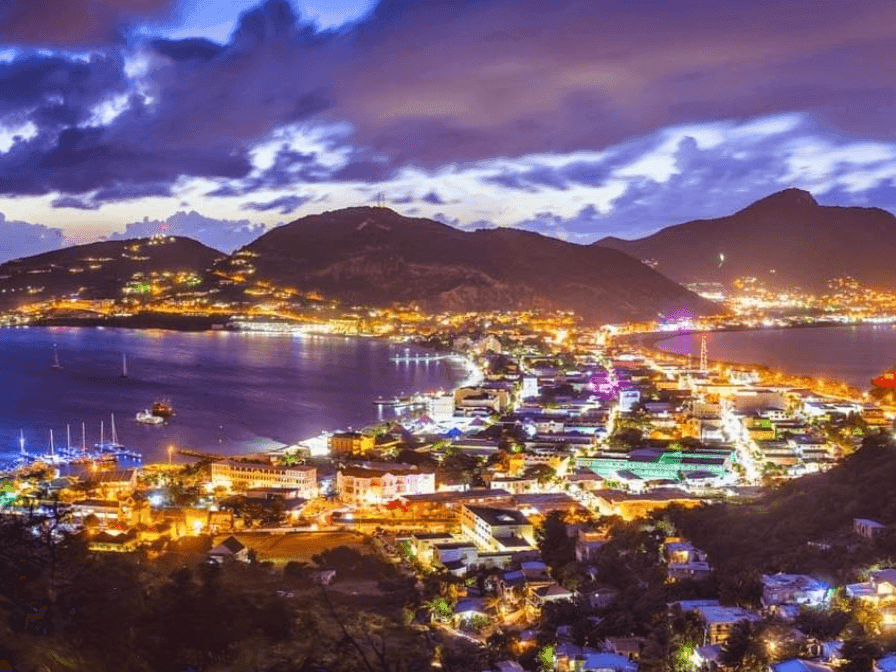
[0,236,224,309]
[219,206,719,324]
[597,189,896,289]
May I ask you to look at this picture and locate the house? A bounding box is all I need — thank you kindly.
[453,597,487,628]
[697,604,760,644]
[845,568,896,631]
[580,652,638,672]
[846,568,896,601]
[208,535,250,563]
[576,530,608,563]
[460,504,535,552]
[875,654,896,672]
[583,586,620,609]
[83,468,138,499]
[603,637,645,661]
[429,541,479,575]
[770,660,833,672]
[529,583,574,609]
[761,573,829,608]
[855,518,887,540]
[674,601,760,645]
[89,529,139,553]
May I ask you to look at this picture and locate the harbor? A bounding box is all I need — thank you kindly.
[3,414,142,474]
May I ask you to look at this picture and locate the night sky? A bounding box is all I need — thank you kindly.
[2,0,896,259]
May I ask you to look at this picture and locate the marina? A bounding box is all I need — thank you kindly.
[4,414,142,473]
[0,328,465,465]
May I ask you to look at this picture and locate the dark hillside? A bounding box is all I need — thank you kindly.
[672,434,896,583]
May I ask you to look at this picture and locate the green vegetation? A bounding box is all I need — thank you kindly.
[670,433,896,585]
[0,511,431,672]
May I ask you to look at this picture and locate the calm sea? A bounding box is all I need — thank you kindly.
[655,324,896,390]
[0,327,465,463]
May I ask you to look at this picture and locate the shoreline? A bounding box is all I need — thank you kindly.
[623,324,882,401]
[0,326,476,468]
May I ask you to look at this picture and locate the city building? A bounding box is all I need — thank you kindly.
[329,431,376,457]
[460,504,535,552]
[337,465,435,505]
[210,461,317,497]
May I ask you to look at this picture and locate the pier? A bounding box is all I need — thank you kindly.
[389,350,451,363]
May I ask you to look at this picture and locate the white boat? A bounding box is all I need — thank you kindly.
[136,409,165,425]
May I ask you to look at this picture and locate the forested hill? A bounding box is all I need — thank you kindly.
[672,434,896,584]
[220,206,720,324]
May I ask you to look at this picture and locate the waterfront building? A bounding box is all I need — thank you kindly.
[210,461,317,497]
[427,394,456,420]
[329,431,376,457]
[337,465,435,505]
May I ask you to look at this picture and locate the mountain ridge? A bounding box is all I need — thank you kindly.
[0,208,721,324]
[219,206,719,323]
[597,188,896,289]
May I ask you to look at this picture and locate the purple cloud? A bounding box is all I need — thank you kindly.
[110,210,267,251]
[0,212,64,262]
[0,0,175,47]
[3,0,896,219]
[241,194,310,214]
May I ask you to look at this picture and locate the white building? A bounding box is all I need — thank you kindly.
[460,504,535,552]
[337,466,435,506]
[521,377,540,400]
[210,461,317,497]
[427,394,456,421]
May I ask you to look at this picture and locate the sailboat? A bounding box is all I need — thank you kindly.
[51,344,63,370]
[95,416,123,452]
[94,413,141,460]
[40,429,60,465]
[120,352,128,378]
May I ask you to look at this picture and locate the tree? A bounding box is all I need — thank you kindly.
[536,510,575,572]
[794,607,848,641]
[719,620,768,672]
[840,637,880,672]
[523,463,556,485]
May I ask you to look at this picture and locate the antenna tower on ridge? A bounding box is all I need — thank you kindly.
[376,192,385,208]
[699,333,708,373]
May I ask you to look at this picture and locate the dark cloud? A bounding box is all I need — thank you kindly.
[0,0,176,47]
[513,134,799,240]
[51,181,173,209]
[329,0,896,166]
[3,0,896,207]
[0,212,65,262]
[110,210,267,251]
[241,194,310,214]
[51,196,100,210]
[149,37,225,61]
[421,190,445,205]
[0,52,127,126]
